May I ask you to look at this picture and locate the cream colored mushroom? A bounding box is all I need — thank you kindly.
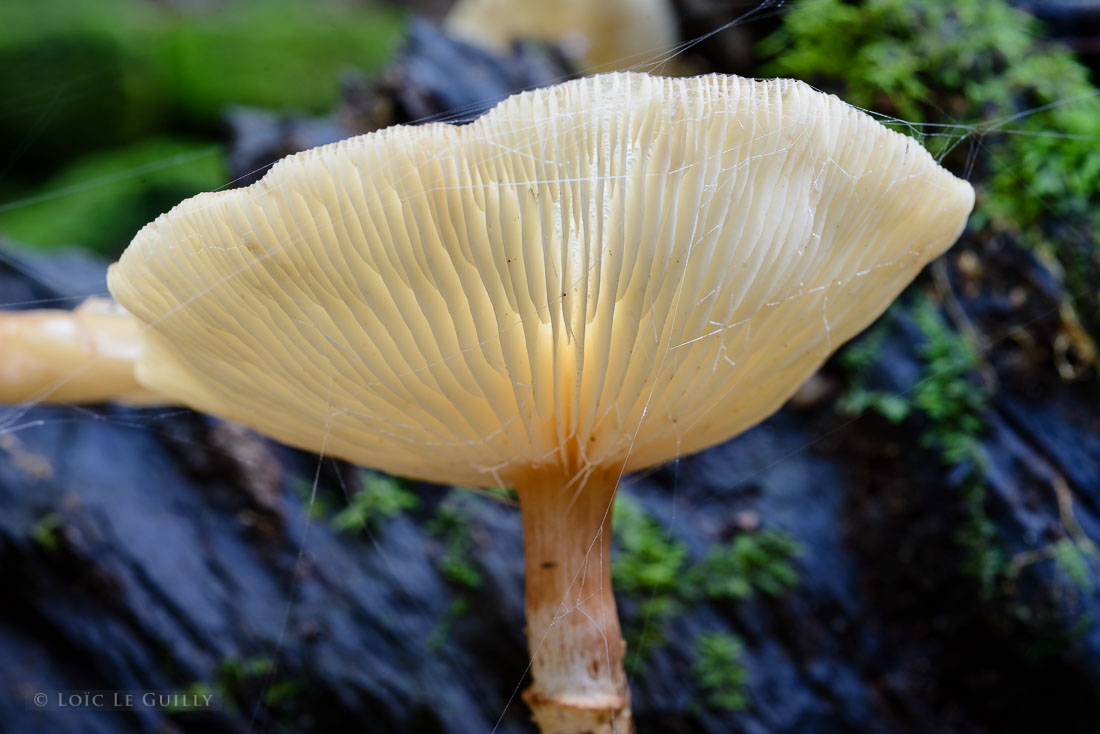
[101,73,972,733]
[444,0,678,73]
[0,298,160,405]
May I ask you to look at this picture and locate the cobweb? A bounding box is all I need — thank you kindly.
[0,2,1095,733]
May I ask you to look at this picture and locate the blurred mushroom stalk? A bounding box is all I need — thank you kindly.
[445,0,678,74]
[0,298,161,406]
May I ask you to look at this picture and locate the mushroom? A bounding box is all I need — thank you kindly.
[18,73,971,733]
[444,0,678,74]
[0,298,160,405]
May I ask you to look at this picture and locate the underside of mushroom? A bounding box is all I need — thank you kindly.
[0,73,975,734]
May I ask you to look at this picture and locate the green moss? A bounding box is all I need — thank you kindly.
[0,1,164,177]
[426,497,483,590]
[163,681,219,714]
[957,473,1006,597]
[764,0,1100,341]
[170,654,303,716]
[909,299,1004,593]
[288,475,337,520]
[0,0,403,126]
[612,493,800,671]
[31,512,63,552]
[839,388,912,425]
[1050,538,1095,594]
[478,486,519,503]
[837,311,914,423]
[423,495,485,647]
[331,472,419,535]
[611,493,690,664]
[690,632,749,712]
[219,655,275,681]
[910,299,990,463]
[696,530,802,600]
[611,493,690,597]
[906,299,1001,590]
[426,597,471,652]
[761,0,1038,128]
[836,294,1012,594]
[262,679,306,707]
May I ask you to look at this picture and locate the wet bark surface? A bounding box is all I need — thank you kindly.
[2,19,1100,734]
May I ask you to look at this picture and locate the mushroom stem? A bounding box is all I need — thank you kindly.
[0,300,163,406]
[515,465,632,734]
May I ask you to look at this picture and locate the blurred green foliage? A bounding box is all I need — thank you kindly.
[612,492,690,664]
[478,485,519,503]
[695,529,801,600]
[331,472,420,535]
[173,654,303,716]
[288,473,337,520]
[0,138,223,255]
[764,0,1100,339]
[31,512,63,552]
[426,497,484,591]
[1050,538,1094,593]
[152,1,403,125]
[0,0,402,163]
[0,0,403,254]
[909,299,990,465]
[612,492,690,599]
[426,597,472,652]
[837,310,914,424]
[424,493,485,648]
[690,631,749,712]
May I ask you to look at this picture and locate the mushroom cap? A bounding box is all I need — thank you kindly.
[109,73,974,487]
